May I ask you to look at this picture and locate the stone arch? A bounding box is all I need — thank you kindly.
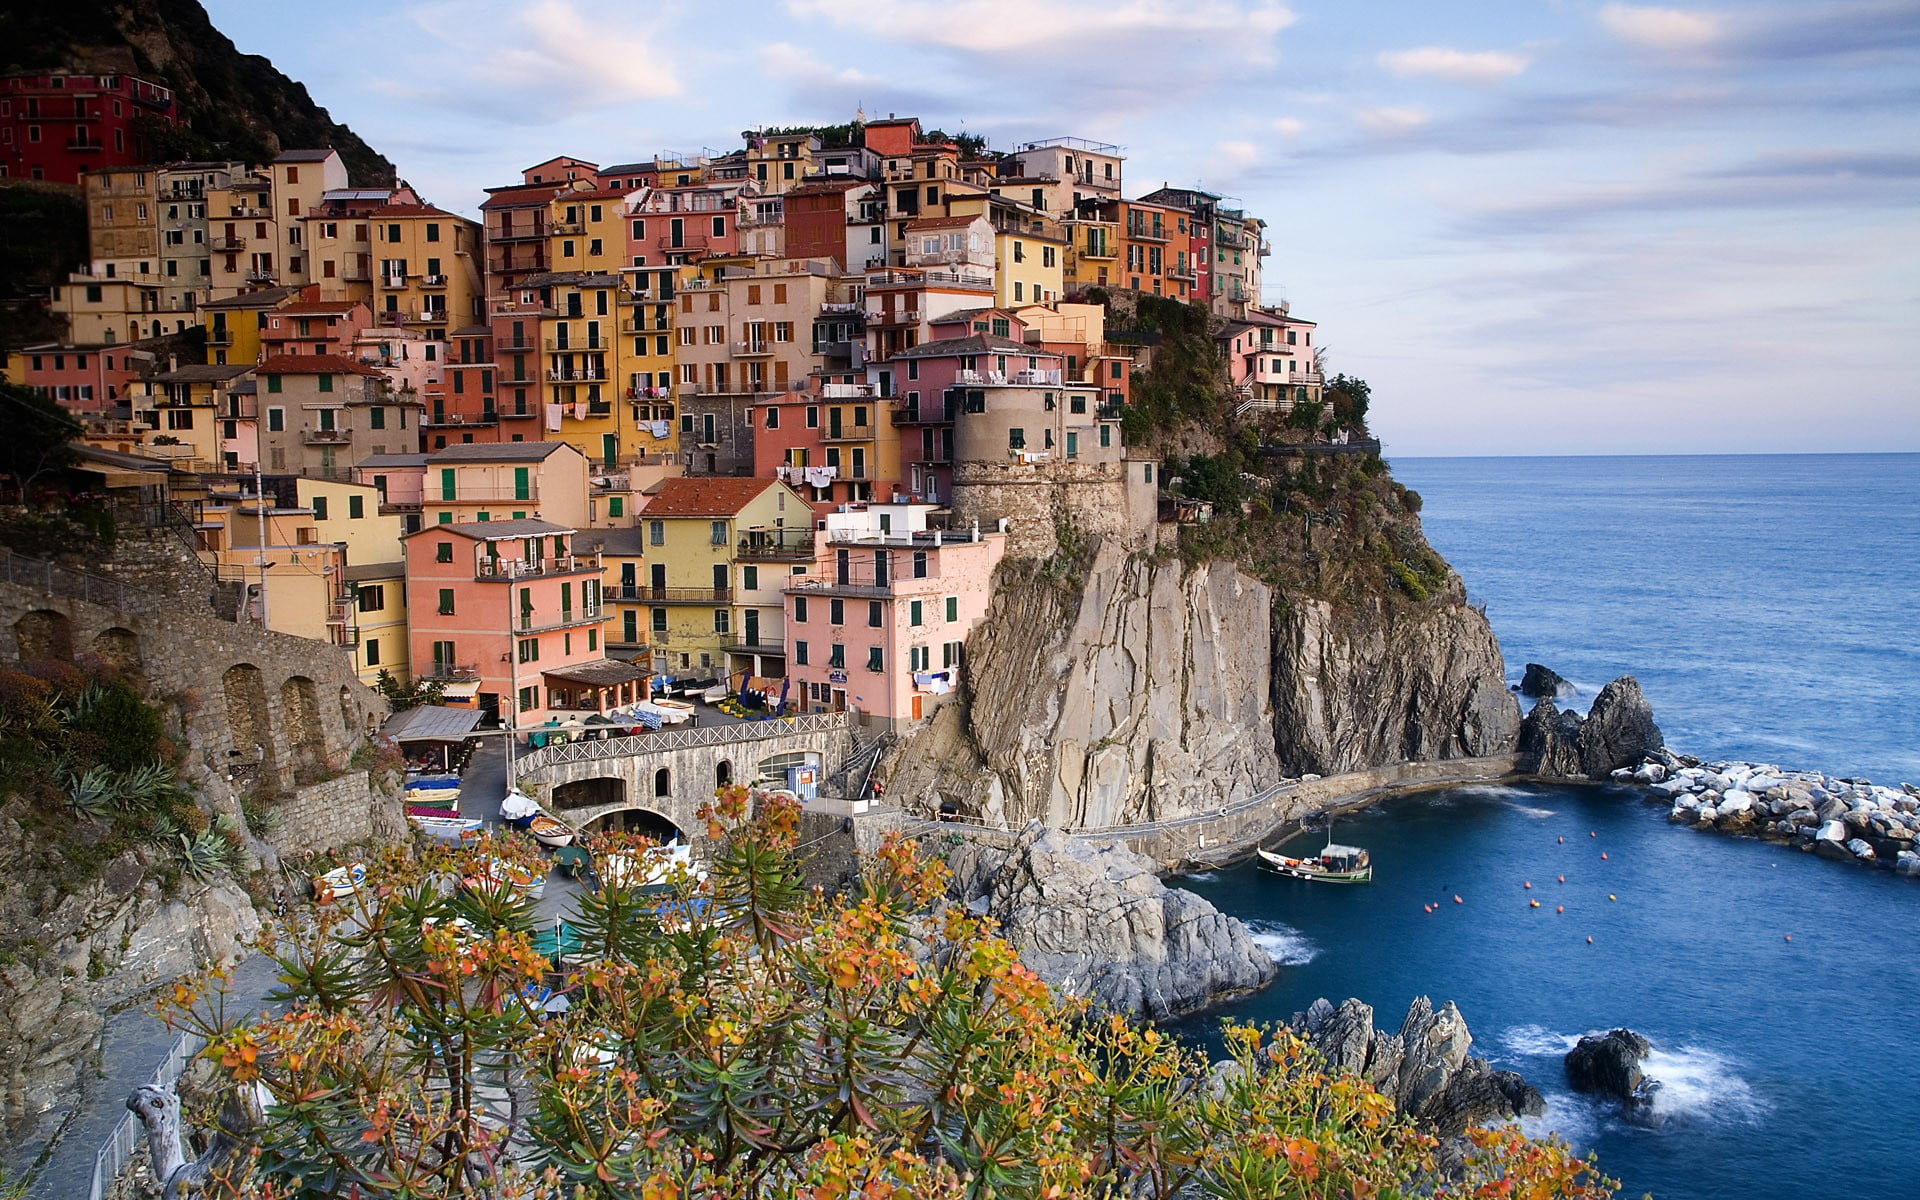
[280,676,326,777]
[653,767,671,799]
[551,776,627,812]
[90,627,143,676]
[222,663,278,782]
[14,609,75,664]
[583,806,684,841]
[339,685,357,737]
[715,759,733,788]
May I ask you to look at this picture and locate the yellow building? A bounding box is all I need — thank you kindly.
[293,476,410,686]
[745,132,820,196]
[945,193,1065,308]
[46,271,181,345]
[127,363,254,472]
[547,187,628,275]
[619,263,687,473]
[633,476,808,679]
[347,561,410,685]
[577,526,650,664]
[535,271,629,469]
[198,284,302,366]
[205,169,278,298]
[371,203,484,339]
[1063,215,1120,292]
[193,488,352,650]
[266,149,349,292]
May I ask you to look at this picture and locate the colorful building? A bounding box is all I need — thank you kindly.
[1220,309,1321,411]
[371,202,484,339]
[403,518,629,727]
[127,363,255,472]
[255,354,421,479]
[752,381,900,512]
[1009,137,1125,215]
[422,441,591,530]
[782,502,1006,725]
[1,72,177,183]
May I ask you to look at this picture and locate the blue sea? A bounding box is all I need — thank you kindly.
[1173,454,1920,1200]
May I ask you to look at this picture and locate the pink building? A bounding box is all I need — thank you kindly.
[782,503,1006,727]
[625,181,748,267]
[260,299,372,358]
[403,518,639,727]
[353,452,428,534]
[8,342,156,416]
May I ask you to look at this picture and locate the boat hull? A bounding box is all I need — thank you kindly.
[1257,847,1373,884]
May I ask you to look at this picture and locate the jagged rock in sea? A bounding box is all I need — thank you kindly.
[1519,662,1573,699]
[1564,1028,1657,1110]
[886,540,1519,831]
[943,823,1276,1019]
[1519,676,1664,780]
[1289,996,1544,1136]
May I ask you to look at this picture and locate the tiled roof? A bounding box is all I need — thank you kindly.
[429,441,574,463]
[257,354,382,377]
[408,518,574,539]
[200,286,303,310]
[354,453,429,469]
[274,300,363,315]
[274,149,337,163]
[575,527,648,556]
[906,215,980,230]
[887,333,1043,360]
[147,364,254,383]
[639,476,779,517]
[369,203,465,219]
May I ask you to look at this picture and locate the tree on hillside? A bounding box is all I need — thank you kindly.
[158,788,1615,1199]
[0,382,82,500]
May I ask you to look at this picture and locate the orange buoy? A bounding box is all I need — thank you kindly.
[1608,894,1616,901]
[1530,900,1540,908]
[1590,831,1597,838]
[1453,895,1464,904]
[1586,936,1594,944]
[1784,934,1792,942]
[1558,836,1565,843]
[1524,880,1533,889]
[1601,852,1610,860]
[1558,875,1566,883]
[1556,905,1564,913]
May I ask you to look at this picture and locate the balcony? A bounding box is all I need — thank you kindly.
[722,640,785,658]
[662,234,711,252]
[436,487,539,503]
[223,398,259,420]
[209,236,244,253]
[245,270,278,285]
[205,328,234,346]
[491,223,547,243]
[1096,402,1124,421]
[871,308,921,327]
[500,408,539,420]
[424,662,481,682]
[615,586,734,604]
[496,335,539,352]
[545,338,606,351]
[517,606,602,634]
[419,274,448,288]
[821,301,863,316]
[549,220,585,236]
[301,428,351,444]
[546,367,609,382]
[732,340,773,357]
[422,412,498,428]
[1010,369,1062,385]
[736,531,814,561]
[1125,225,1170,244]
[474,554,599,581]
[892,405,950,425]
[1078,243,1117,260]
[819,426,875,443]
[382,272,408,288]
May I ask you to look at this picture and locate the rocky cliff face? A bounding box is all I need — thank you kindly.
[889,538,1518,829]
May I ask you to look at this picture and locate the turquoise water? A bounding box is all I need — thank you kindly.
[1172,454,1920,1199]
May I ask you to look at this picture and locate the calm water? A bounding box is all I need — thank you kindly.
[1172,454,1920,1199]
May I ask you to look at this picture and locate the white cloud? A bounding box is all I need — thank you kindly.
[1356,106,1432,135]
[1378,46,1531,83]
[398,1,683,114]
[757,41,884,89]
[1216,140,1259,169]
[787,0,1296,58]
[1598,3,1722,51]
[1271,116,1307,137]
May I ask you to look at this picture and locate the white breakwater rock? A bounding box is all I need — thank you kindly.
[1611,753,1920,875]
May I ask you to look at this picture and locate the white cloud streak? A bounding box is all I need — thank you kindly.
[1598,3,1723,51]
[1378,45,1532,82]
[786,0,1295,58]
[1356,105,1432,135]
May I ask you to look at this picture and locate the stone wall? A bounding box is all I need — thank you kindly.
[270,770,407,858]
[949,458,1155,559]
[794,805,907,894]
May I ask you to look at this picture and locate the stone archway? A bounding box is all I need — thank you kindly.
[280,676,326,778]
[14,610,74,664]
[221,663,278,783]
[552,776,627,812]
[583,806,684,841]
[653,767,672,799]
[715,759,733,788]
[90,627,142,677]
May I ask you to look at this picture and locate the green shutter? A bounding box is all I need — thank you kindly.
[440,468,456,500]
[514,467,530,500]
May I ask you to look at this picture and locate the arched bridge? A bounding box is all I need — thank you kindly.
[513,711,853,838]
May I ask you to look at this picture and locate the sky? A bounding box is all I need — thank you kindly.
[199,0,1920,456]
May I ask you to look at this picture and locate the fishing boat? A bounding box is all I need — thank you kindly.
[1257,821,1373,884]
[528,813,575,848]
[311,862,367,902]
[409,813,484,842]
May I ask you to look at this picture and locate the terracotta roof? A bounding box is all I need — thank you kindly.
[200,286,303,310]
[148,364,254,383]
[411,518,574,540]
[369,203,465,219]
[274,300,363,315]
[480,182,569,208]
[906,215,980,230]
[888,333,1045,360]
[640,476,780,517]
[257,353,382,377]
[930,307,1001,325]
[786,179,865,196]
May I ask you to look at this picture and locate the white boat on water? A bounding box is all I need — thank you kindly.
[1257,821,1373,883]
[599,840,705,889]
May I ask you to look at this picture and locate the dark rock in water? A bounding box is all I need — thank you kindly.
[944,822,1276,1020]
[1564,1028,1655,1107]
[1579,676,1664,778]
[1518,699,1585,778]
[1290,996,1544,1137]
[1519,663,1573,699]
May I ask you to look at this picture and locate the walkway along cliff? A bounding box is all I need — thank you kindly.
[886,301,1521,856]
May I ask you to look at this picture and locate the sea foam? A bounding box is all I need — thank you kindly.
[1243,919,1317,965]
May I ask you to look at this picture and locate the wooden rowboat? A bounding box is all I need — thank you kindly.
[528,814,575,848]
[311,862,367,902]
[410,814,484,842]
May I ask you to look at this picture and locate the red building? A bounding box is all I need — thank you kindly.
[431,325,510,447]
[0,72,177,184]
[783,179,864,264]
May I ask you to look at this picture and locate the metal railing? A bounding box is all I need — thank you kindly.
[0,547,169,615]
[87,1032,204,1200]
[517,710,849,774]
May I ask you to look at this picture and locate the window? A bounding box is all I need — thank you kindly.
[317,374,333,394]
[365,638,380,666]
[713,609,730,634]
[311,495,329,520]
[743,565,758,590]
[795,594,809,627]
[266,375,282,394]
[267,407,284,432]
[369,407,385,430]
[946,595,958,623]
[1066,432,1079,459]
[710,520,727,546]
[1100,424,1112,448]
[357,584,385,613]
[609,496,623,518]
[437,588,455,615]
[868,601,882,627]
[1008,428,1025,450]
[518,687,536,714]
[794,640,809,666]
[806,405,819,428]
[829,643,845,668]
[651,607,667,633]
[830,598,844,625]
[867,646,884,672]
[518,637,539,663]
[435,541,454,563]
[912,550,927,578]
[649,520,664,546]
[765,406,778,429]
[909,600,923,627]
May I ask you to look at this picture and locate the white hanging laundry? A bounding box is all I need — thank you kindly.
[544,404,563,432]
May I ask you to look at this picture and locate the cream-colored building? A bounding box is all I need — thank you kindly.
[422,441,592,530]
[371,202,484,339]
[267,149,349,294]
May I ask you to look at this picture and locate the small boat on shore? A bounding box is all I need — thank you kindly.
[528,813,575,848]
[1258,838,1373,883]
[311,862,367,902]
[410,813,483,842]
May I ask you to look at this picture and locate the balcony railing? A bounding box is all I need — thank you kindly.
[436,487,539,503]
[732,340,773,356]
[819,426,874,443]
[614,586,734,604]
[872,308,921,326]
[205,329,233,346]
[735,533,814,560]
[422,412,498,428]
[545,338,606,351]
[209,236,244,252]
[474,554,597,580]
[301,428,351,444]
[547,367,609,382]
[1096,402,1124,421]
[518,606,602,633]
[419,274,448,288]
[424,662,481,682]
[549,220,585,236]
[245,270,277,284]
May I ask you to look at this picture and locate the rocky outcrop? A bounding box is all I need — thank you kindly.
[1519,676,1664,780]
[944,823,1276,1019]
[1519,663,1573,699]
[1563,1028,1655,1109]
[888,540,1520,832]
[1290,996,1543,1136]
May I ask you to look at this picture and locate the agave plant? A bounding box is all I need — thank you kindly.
[117,761,181,812]
[51,682,108,726]
[65,765,123,817]
[178,830,237,883]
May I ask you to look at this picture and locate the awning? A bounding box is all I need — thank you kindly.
[382,704,484,743]
[542,659,649,688]
[438,681,481,700]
